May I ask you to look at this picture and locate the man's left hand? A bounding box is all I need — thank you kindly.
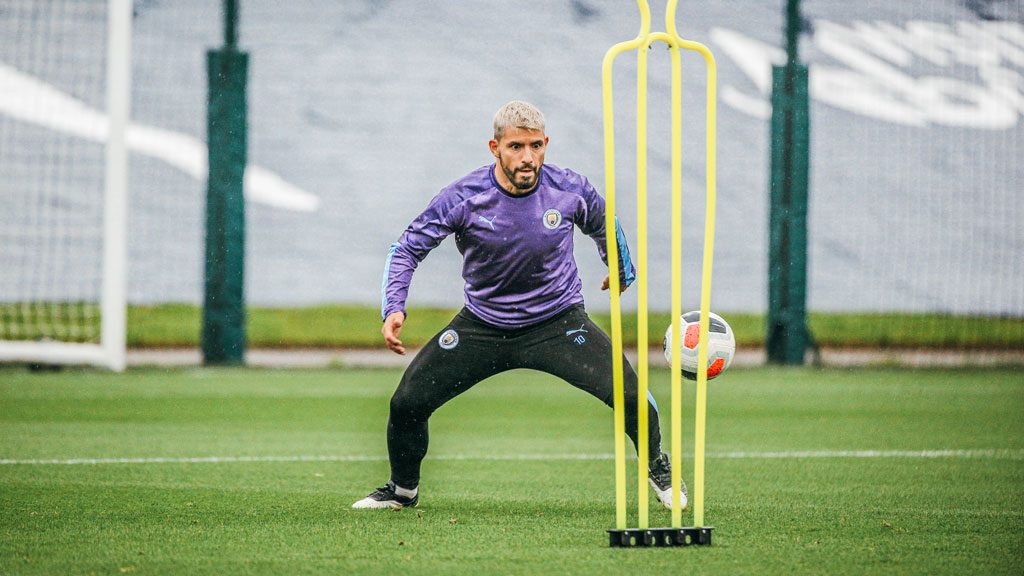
[601,274,628,293]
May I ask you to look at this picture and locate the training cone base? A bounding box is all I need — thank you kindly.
[607,527,713,547]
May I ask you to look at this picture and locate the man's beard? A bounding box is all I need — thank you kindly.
[499,156,539,191]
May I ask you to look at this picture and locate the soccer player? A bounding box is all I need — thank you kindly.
[352,101,684,510]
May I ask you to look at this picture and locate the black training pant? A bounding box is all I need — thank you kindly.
[386,305,662,488]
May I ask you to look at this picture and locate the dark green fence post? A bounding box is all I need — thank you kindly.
[202,0,248,365]
[767,0,810,365]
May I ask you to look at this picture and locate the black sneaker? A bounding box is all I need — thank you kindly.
[351,481,419,509]
[648,452,688,510]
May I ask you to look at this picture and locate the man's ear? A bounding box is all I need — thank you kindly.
[489,139,499,158]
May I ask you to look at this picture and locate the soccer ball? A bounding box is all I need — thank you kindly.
[662,311,736,380]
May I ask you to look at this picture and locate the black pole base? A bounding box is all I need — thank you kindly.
[607,527,713,547]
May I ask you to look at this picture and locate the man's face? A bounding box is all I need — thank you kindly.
[489,125,548,193]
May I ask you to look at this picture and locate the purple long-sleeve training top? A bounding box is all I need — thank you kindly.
[381,163,636,328]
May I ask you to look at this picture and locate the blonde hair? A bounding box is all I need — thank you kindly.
[493,100,545,141]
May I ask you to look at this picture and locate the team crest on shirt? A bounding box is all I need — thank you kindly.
[542,209,562,229]
[438,329,459,350]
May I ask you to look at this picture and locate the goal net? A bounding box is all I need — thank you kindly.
[0,0,131,370]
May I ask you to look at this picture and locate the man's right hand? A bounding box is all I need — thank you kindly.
[382,311,407,355]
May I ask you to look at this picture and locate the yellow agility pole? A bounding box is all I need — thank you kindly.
[601,0,648,534]
[669,10,718,532]
[604,0,717,548]
[635,21,651,533]
[667,25,684,532]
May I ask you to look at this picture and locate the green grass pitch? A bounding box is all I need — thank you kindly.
[1,366,1022,575]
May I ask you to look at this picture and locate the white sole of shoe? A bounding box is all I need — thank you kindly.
[351,497,406,509]
[649,478,688,510]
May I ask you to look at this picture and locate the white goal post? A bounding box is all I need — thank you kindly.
[0,0,131,371]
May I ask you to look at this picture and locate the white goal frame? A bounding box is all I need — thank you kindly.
[0,0,131,371]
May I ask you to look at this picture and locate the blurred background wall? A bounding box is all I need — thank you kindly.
[1,0,1021,320]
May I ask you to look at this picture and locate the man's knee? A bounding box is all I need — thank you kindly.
[596,366,640,409]
[389,382,428,424]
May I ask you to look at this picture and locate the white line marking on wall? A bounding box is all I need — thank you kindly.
[2,449,1021,466]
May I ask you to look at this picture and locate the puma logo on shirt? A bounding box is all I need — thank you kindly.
[477,215,497,230]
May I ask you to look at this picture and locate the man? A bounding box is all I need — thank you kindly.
[353,101,685,510]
